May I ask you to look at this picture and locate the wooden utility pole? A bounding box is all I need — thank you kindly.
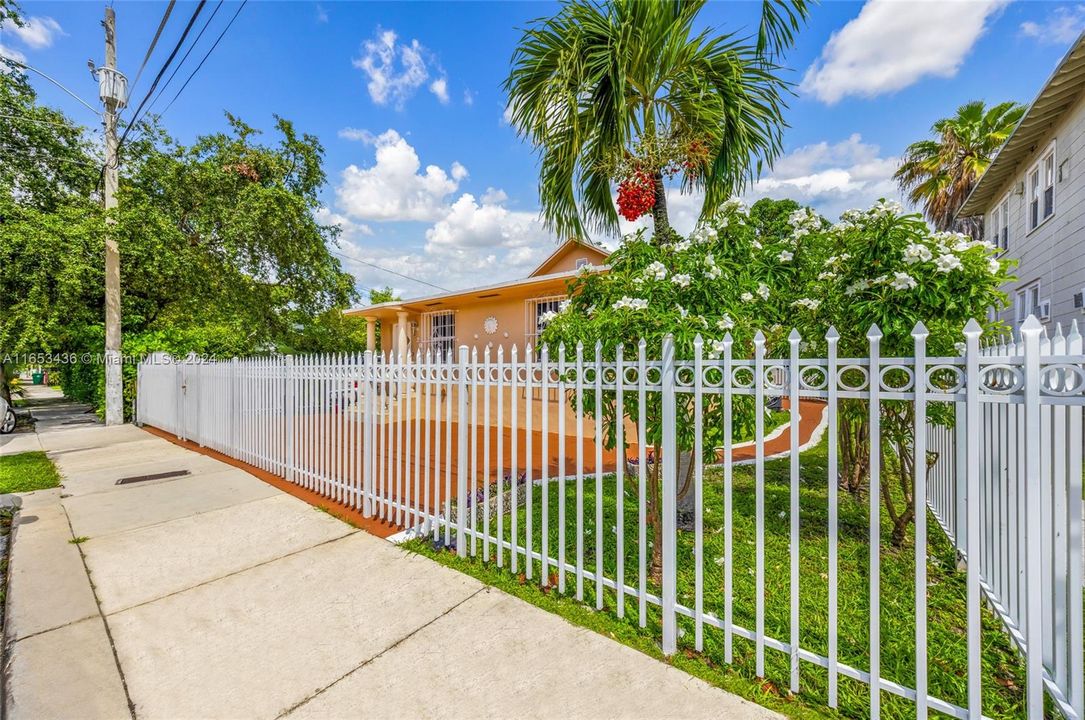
[102,6,123,425]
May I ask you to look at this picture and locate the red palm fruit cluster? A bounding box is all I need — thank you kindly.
[616,170,655,221]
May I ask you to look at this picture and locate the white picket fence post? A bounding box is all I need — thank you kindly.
[660,334,677,656]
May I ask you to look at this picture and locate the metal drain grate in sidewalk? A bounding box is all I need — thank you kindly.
[115,469,191,485]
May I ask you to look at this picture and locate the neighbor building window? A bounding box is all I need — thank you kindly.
[1028,141,1056,231]
[526,295,564,346]
[420,310,456,359]
[999,196,1009,251]
[1015,281,1041,325]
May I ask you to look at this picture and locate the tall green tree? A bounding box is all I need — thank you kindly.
[504,0,808,243]
[895,100,1026,235]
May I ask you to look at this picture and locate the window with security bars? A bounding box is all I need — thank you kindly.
[420,310,456,359]
[525,295,565,346]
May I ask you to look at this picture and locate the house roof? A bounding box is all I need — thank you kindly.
[958,33,1085,217]
[345,266,608,320]
[527,238,610,277]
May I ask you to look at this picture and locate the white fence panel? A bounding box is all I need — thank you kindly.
[135,314,1085,720]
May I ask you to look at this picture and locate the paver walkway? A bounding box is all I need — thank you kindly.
[4,420,780,720]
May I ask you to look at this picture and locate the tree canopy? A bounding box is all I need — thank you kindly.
[0,64,364,412]
[504,0,808,242]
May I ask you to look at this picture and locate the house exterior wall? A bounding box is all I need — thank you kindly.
[378,292,569,359]
[978,90,1085,333]
[532,244,609,276]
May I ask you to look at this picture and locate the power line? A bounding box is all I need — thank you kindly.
[5,59,100,116]
[125,0,176,107]
[111,0,206,162]
[142,0,224,117]
[0,113,101,132]
[329,250,449,292]
[159,0,245,118]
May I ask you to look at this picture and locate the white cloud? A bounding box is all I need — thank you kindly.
[617,134,901,235]
[429,77,449,104]
[338,127,376,143]
[1021,5,1085,44]
[801,0,1007,104]
[2,16,63,50]
[0,44,26,63]
[327,130,569,292]
[353,27,447,109]
[315,4,329,23]
[336,129,466,222]
[747,134,901,219]
[463,89,475,106]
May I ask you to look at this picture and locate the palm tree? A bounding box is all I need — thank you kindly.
[504,0,809,243]
[895,100,1026,235]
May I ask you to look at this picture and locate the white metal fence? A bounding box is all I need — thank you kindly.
[136,315,1084,720]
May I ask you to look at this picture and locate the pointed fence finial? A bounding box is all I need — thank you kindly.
[911,320,929,338]
[962,318,983,337]
[753,330,766,344]
[866,323,883,340]
[1019,315,1043,335]
[825,325,839,342]
[722,332,733,345]
[788,328,801,342]
[693,333,703,347]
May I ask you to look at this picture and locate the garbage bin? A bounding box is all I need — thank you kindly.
[31,372,43,385]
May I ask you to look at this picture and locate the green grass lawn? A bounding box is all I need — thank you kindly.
[0,452,62,494]
[406,439,1027,720]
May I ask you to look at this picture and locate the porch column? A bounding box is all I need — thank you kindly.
[365,317,376,352]
[396,311,409,360]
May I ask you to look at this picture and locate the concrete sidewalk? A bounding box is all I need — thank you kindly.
[4,423,779,720]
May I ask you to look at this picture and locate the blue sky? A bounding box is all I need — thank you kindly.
[4,0,1084,299]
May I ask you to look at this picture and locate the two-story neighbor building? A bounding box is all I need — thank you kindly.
[958,34,1085,332]
[346,239,609,357]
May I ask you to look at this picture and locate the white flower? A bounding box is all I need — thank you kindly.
[717,314,734,331]
[690,225,718,244]
[903,243,933,264]
[645,261,668,280]
[988,258,1001,274]
[756,283,770,300]
[673,239,692,252]
[578,262,595,274]
[612,296,649,311]
[539,310,558,324]
[845,279,872,296]
[890,272,917,290]
[873,274,889,285]
[559,299,571,311]
[934,253,963,273]
[707,339,727,360]
[705,265,722,280]
[777,250,794,262]
[721,198,748,216]
[751,239,762,250]
[954,342,966,355]
[672,273,691,288]
[818,271,837,280]
[677,305,689,318]
[792,298,820,310]
[740,292,754,302]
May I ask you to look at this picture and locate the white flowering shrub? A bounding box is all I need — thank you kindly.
[539,197,1013,548]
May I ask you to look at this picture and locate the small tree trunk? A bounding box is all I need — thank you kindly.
[650,170,672,243]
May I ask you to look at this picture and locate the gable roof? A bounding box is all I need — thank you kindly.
[958,33,1085,217]
[528,239,610,277]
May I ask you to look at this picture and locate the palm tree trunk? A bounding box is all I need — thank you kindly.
[650,170,672,242]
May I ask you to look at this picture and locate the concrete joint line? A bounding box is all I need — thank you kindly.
[106,531,359,617]
[275,586,487,719]
[61,504,137,720]
[10,612,100,644]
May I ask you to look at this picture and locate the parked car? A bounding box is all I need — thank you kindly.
[0,395,15,434]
